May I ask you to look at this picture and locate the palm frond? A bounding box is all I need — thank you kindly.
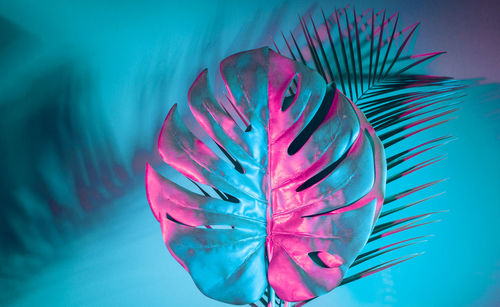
[269,6,466,306]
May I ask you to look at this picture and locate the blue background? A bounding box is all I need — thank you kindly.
[0,0,499,306]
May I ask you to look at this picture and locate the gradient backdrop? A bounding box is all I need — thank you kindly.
[1,0,499,306]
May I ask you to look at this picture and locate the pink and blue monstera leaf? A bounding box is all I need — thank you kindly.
[146,47,386,304]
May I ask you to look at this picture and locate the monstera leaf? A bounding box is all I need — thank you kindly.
[146,47,386,304]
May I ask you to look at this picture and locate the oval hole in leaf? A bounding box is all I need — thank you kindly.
[296,130,354,192]
[288,83,336,156]
[309,251,343,268]
[282,74,299,111]
[167,213,235,230]
[215,142,245,174]
[212,187,240,203]
[166,213,192,227]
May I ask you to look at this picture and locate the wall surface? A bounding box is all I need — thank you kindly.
[0,1,499,306]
